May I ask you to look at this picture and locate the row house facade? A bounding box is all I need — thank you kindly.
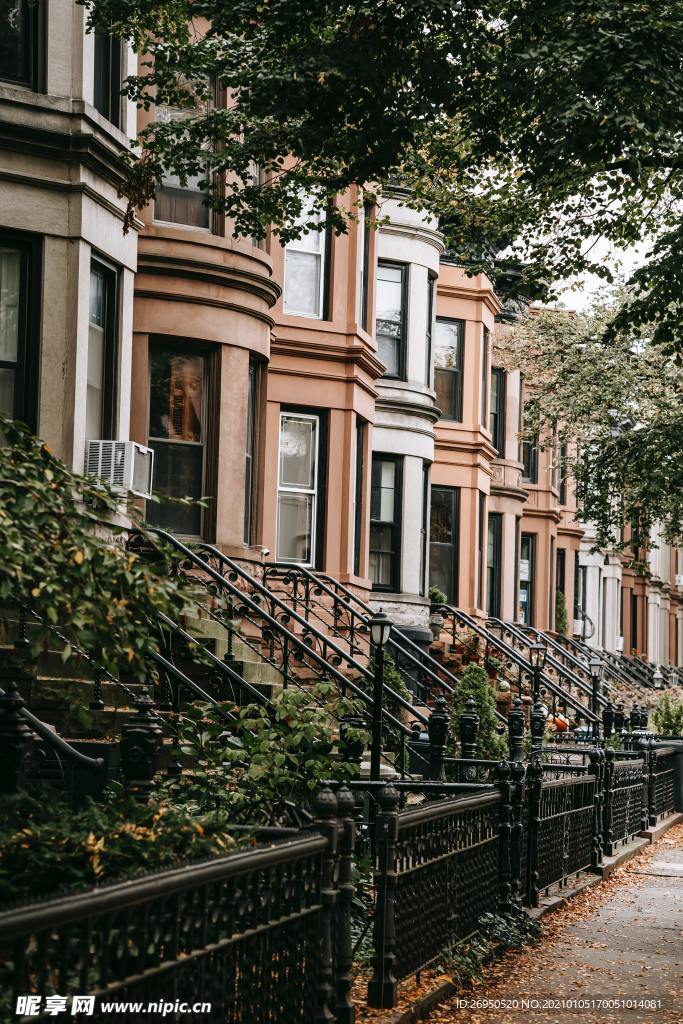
[2,2,682,673]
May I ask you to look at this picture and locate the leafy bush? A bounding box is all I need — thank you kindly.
[428,585,448,606]
[0,791,242,906]
[653,692,683,736]
[449,664,507,760]
[165,683,368,825]
[0,416,202,676]
[555,589,569,636]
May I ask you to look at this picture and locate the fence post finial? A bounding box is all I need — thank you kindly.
[459,696,480,759]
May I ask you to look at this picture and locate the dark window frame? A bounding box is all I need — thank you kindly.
[489,366,506,456]
[146,337,217,539]
[434,316,465,421]
[243,359,260,545]
[486,511,503,617]
[429,485,460,605]
[93,32,122,127]
[88,256,119,441]
[477,491,486,610]
[520,532,536,626]
[556,547,566,595]
[0,0,43,90]
[425,272,436,387]
[359,200,373,333]
[480,327,489,425]
[0,229,41,430]
[353,417,365,576]
[376,259,408,381]
[276,405,328,569]
[369,453,403,592]
[419,461,429,596]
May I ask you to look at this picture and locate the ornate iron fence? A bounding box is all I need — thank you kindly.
[0,787,355,1024]
[649,746,677,824]
[367,785,505,1008]
[603,751,645,854]
[526,759,598,906]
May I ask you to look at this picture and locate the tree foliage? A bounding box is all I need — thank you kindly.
[449,664,507,760]
[496,291,683,551]
[83,0,683,346]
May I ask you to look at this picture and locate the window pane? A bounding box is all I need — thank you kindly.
[371,459,395,521]
[430,545,453,602]
[376,264,403,372]
[86,268,106,439]
[430,488,454,544]
[155,186,209,229]
[284,249,321,316]
[0,366,14,416]
[147,443,203,535]
[277,492,313,562]
[434,368,457,419]
[0,247,20,362]
[434,320,461,369]
[369,524,394,587]
[279,416,316,488]
[149,349,204,442]
[0,0,30,84]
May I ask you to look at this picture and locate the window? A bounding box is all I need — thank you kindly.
[284,199,329,318]
[86,261,118,441]
[277,412,319,564]
[489,368,506,456]
[519,533,536,625]
[375,262,406,378]
[155,104,210,229]
[630,592,638,651]
[480,327,489,425]
[549,536,555,627]
[573,552,587,634]
[486,512,503,617]
[369,455,401,590]
[430,486,459,604]
[353,419,365,577]
[0,0,39,87]
[477,491,486,609]
[93,33,121,127]
[425,274,436,386]
[358,201,372,332]
[521,402,539,482]
[419,462,429,596]
[0,236,39,428]
[147,344,208,535]
[559,442,568,504]
[513,517,521,618]
[556,547,566,595]
[434,318,464,420]
[243,362,258,544]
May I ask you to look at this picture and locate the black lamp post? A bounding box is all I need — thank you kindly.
[528,641,547,704]
[589,654,604,743]
[369,609,393,782]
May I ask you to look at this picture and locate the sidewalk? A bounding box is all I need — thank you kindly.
[431,823,683,1024]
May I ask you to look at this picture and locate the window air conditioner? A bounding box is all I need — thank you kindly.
[615,635,624,652]
[85,440,154,499]
[675,574,683,588]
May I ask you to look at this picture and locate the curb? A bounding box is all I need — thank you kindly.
[387,814,682,1024]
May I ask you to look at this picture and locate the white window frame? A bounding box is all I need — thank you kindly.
[276,411,320,565]
[283,200,327,319]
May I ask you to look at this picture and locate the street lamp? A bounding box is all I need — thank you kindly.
[528,641,547,703]
[653,668,664,690]
[369,609,393,782]
[589,654,604,743]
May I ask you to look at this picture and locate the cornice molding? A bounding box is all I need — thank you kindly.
[137,251,281,309]
[379,220,445,255]
[270,335,385,379]
[437,280,503,316]
[375,394,441,424]
[133,287,276,328]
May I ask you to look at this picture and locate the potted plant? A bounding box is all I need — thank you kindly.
[428,586,448,640]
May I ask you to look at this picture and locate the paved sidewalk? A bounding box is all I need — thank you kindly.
[432,823,683,1024]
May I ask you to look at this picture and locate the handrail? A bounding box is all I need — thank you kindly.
[144,530,423,736]
[265,562,454,700]
[1,685,105,773]
[147,649,237,727]
[533,627,640,697]
[487,617,605,707]
[554,634,644,693]
[440,606,599,722]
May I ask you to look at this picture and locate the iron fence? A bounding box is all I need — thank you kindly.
[603,752,645,854]
[649,746,677,824]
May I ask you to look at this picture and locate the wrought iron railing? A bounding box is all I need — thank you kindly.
[649,746,677,824]
[603,751,645,854]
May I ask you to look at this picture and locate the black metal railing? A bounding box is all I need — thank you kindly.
[603,750,645,854]
[649,746,677,824]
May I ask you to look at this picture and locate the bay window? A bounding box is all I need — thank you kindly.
[147,343,208,535]
[369,455,402,590]
[434,317,464,421]
[277,412,319,564]
[155,104,210,229]
[375,262,406,379]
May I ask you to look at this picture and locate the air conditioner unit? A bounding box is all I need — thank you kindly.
[572,618,584,636]
[675,574,683,588]
[615,635,624,652]
[85,440,154,498]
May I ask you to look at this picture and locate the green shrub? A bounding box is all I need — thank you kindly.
[0,791,242,907]
[449,664,507,760]
[555,589,569,636]
[653,692,683,736]
[428,585,448,606]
